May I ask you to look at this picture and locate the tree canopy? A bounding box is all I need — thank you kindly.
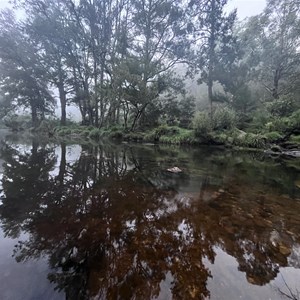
[0,0,299,132]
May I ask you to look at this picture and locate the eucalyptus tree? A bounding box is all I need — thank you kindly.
[19,0,73,125]
[243,0,300,101]
[0,9,54,125]
[1,0,193,129]
[121,0,189,130]
[188,0,237,116]
[214,23,258,115]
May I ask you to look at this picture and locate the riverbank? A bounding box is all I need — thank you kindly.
[49,123,299,155]
[2,117,299,156]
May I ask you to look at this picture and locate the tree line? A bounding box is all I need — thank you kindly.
[0,0,299,131]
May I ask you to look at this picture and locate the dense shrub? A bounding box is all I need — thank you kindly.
[267,95,296,117]
[210,132,228,144]
[250,109,271,130]
[290,134,300,144]
[159,130,196,144]
[144,124,179,141]
[264,131,283,142]
[212,107,236,130]
[245,133,267,148]
[192,112,212,137]
[55,126,72,136]
[291,109,300,128]
[265,109,300,135]
[124,132,145,141]
[192,107,236,137]
[33,120,60,135]
[234,133,267,148]
[88,128,102,140]
[108,130,124,139]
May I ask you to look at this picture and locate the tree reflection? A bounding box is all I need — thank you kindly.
[0,140,56,238]
[0,142,300,299]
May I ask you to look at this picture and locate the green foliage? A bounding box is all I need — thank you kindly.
[123,132,145,141]
[1,0,299,152]
[88,128,102,140]
[32,119,61,135]
[212,107,236,130]
[192,107,236,137]
[3,115,32,131]
[159,129,196,144]
[140,125,196,144]
[0,11,55,125]
[144,125,180,141]
[199,127,268,149]
[249,109,271,131]
[264,131,283,142]
[160,95,196,128]
[110,125,124,132]
[108,130,124,139]
[244,1,300,100]
[232,85,256,114]
[265,109,300,134]
[53,124,92,140]
[178,96,196,128]
[234,133,267,149]
[245,133,267,148]
[188,0,237,106]
[291,109,300,127]
[266,118,289,133]
[266,95,296,117]
[290,134,300,144]
[192,112,212,137]
[55,127,72,136]
[210,132,229,145]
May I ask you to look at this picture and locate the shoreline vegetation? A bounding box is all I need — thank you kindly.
[2,106,299,157]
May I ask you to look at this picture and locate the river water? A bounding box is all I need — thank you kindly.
[0,134,300,300]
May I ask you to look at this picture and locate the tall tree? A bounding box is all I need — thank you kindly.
[0,9,54,125]
[188,0,237,116]
[245,0,300,100]
[121,0,189,130]
[215,23,258,115]
[22,0,73,125]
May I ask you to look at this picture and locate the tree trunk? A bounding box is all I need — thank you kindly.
[207,0,216,120]
[131,110,141,131]
[272,69,280,99]
[31,101,38,127]
[58,83,67,126]
[130,103,149,131]
[208,76,213,118]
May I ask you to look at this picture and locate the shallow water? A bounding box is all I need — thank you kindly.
[0,136,300,300]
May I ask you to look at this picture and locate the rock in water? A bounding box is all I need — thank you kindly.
[167,167,182,173]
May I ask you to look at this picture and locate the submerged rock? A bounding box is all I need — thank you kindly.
[278,243,291,256]
[167,167,182,173]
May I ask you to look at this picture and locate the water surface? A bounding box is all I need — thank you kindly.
[0,136,300,300]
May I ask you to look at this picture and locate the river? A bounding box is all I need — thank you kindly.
[0,134,300,300]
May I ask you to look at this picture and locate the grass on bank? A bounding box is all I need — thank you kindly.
[2,106,300,150]
[52,123,198,145]
[52,123,292,149]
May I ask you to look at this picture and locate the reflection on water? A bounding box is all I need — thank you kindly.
[0,138,300,300]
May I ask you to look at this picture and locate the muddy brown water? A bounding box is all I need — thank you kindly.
[0,137,300,300]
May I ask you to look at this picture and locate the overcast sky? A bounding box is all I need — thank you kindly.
[227,0,266,19]
[0,0,267,19]
[0,0,9,9]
